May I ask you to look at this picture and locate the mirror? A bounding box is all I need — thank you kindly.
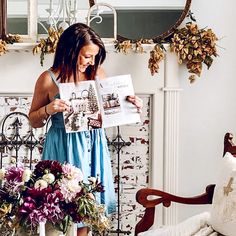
[37,0,92,34]
[7,0,28,35]
[89,0,192,42]
[1,0,192,42]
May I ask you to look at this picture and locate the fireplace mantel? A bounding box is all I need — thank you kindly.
[0,47,180,228]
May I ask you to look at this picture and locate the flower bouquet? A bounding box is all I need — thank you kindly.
[0,160,109,236]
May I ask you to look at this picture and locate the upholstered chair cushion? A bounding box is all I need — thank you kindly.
[210,152,236,236]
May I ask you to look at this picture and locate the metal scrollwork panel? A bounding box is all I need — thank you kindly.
[0,111,46,169]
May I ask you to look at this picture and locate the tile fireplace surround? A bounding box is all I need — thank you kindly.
[0,47,181,234]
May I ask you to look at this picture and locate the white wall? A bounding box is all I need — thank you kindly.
[177,0,236,222]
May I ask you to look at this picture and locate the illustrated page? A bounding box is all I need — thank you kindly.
[59,81,102,133]
[96,74,141,128]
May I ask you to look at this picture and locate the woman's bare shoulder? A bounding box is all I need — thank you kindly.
[35,70,54,88]
[96,67,106,80]
[37,70,51,82]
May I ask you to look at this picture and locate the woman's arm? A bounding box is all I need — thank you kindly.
[29,72,52,128]
[29,71,70,128]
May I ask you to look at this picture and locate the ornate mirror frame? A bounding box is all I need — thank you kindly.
[1,0,192,43]
[90,0,192,43]
[0,0,7,39]
[153,0,192,42]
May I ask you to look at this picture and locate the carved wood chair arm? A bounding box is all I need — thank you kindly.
[136,184,215,208]
[135,184,215,236]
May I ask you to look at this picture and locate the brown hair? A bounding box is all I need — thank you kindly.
[52,23,106,83]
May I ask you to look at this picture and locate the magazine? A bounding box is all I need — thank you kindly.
[58,74,141,133]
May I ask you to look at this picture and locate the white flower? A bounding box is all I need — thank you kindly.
[10,157,16,164]
[0,168,6,180]
[59,178,81,202]
[42,173,55,184]
[22,169,32,182]
[34,179,48,190]
[62,163,83,182]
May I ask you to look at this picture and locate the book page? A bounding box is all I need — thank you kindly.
[96,74,141,128]
[59,81,102,133]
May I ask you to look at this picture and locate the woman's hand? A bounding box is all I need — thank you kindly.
[46,98,71,115]
[126,95,143,113]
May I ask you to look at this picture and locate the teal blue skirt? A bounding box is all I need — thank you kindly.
[42,112,116,217]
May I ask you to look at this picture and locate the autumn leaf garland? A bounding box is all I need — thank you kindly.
[1,22,218,83]
[170,22,218,83]
[33,27,64,66]
[114,22,218,82]
[0,40,7,55]
[0,34,21,55]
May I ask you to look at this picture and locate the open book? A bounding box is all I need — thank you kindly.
[58,74,141,133]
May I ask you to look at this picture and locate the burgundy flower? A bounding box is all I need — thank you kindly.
[33,160,63,179]
[20,187,65,226]
[0,160,110,234]
[19,197,37,214]
[64,202,82,222]
[5,166,24,182]
[93,181,105,193]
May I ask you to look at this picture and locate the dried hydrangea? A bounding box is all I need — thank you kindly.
[170,22,218,82]
[0,40,7,56]
[0,34,21,56]
[114,40,133,54]
[148,44,165,76]
[33,27,64,66]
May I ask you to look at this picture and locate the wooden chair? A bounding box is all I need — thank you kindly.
[135,132,236,235]
[223,132,236,157]
[134,184,215,235]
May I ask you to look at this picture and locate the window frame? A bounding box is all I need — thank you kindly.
[5,0,37,42]
[0,0,7,39]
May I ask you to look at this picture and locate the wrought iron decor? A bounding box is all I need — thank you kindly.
[107,126,131,235]
[0,112,45,169]
[0,109,148,235]
[0,112,132,235]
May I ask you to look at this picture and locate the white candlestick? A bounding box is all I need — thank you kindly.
[73,223,77,236]
[74,0,77,10]
[50,0,53,11]
[39,222,46,236]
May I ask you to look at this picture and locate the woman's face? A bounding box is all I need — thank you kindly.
[77,43,100,73]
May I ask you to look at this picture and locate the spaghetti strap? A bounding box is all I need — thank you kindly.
[48,69,59,87]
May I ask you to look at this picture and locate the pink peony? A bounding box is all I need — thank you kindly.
[62,163,83,182]
[59,178,82,202]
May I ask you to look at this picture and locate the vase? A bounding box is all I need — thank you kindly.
[15,222,76,236]
[14,228,38,236]
[45,222,76,236]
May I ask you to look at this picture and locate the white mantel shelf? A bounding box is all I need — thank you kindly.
[7,43,37,51]
[6,42,160,53]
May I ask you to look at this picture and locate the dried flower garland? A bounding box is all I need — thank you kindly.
[0,40,7,55]
[33,27,64,66]
[114,40,133,54]
[148,44,165,76]
[0,34,21,55]
[170,22,218,83]
[4,33,21,44]
[114,22,218,82]
[114,39,154,54]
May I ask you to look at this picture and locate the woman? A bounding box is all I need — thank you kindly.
[29,23,142,236]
